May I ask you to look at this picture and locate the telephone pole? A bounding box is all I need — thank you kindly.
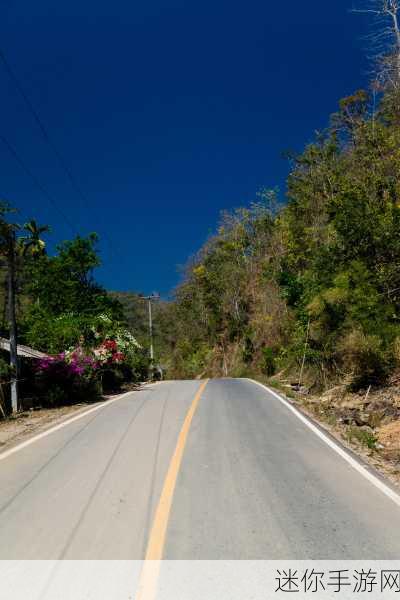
[7,230,18,412]
[141,293,160,379]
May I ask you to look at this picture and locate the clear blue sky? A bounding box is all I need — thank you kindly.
[1,1,370,296]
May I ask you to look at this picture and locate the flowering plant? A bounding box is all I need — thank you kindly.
[35,325,143,404]
[35,348,102,406]
[93,340,125,365]
[92,330,141,367]
[64,346,100,375]
[37,347,100,380]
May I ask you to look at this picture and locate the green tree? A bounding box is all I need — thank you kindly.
[19,219,50,257]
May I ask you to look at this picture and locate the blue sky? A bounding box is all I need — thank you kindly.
[1,1,370,296]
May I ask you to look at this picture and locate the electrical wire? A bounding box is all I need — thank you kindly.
[0,133,77,234]
[0,48,120,258]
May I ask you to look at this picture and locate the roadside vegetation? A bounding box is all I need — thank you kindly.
[0,211,149,414]
[160,86,400,390]
[152,1,400,473]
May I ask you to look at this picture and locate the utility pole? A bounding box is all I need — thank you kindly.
[141,293,160,379]
[148,297,154,363]
[298,318,310,389]
[7,230,18,412]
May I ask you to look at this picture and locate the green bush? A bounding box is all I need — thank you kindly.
[45,385,69,407]
[23,309,94,354]
[0,356,12,381]
[346,426,377,450]
[128,348,150,381]
[260,347,276,376]
[101,366,126,392]
[339,329,389,390]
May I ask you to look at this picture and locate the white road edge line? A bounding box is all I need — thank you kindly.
[247,378,400,510]
[0,389,139,462]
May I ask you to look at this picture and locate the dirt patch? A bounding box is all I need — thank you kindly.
[378,420,400,450]
[0,402,105,451]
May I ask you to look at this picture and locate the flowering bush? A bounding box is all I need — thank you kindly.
[93,339,125,365]
[34,322,146,404]
[35,349,101,407]
[63,346,100,373]
[92,332,144,391]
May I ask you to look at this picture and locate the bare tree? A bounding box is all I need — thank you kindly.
[353,1,400,88]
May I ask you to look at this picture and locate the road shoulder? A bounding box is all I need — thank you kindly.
[247,377,400,498]
[0,386,149,455]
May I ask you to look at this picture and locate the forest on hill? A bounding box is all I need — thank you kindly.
[156,90,400,391]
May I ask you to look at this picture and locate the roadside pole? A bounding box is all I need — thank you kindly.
[148,297,154,363]
[141,293,160,380]
[8,231,18,412]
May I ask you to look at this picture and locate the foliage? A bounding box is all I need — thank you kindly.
[35,352,102,406]
[157,88,400,390]
[260,347,276,376]
[23,309,95,354]
[24,234,122,318]
[7,68,400,398]
[345,426,378,450]
[0,356,12,380]
[339,330,389,389]
[34,325,145,404]
[0,223,149,408]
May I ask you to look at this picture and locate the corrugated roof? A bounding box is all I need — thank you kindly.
[0,338,47,359]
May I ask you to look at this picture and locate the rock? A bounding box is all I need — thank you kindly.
[359,424,375,434]
[321,386,346,403]
[298,385,309,395]
[355,410,387,428]
[290,383,310,395]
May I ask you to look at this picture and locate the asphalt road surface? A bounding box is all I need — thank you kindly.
[0,378,400,560]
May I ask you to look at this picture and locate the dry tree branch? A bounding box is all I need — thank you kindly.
[352,0,400,87]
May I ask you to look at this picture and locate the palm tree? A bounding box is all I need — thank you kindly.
[20,219,50,257]
[0,210,50,413]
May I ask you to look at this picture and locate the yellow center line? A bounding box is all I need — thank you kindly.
[135,379,209,600]
[145,378,208,560]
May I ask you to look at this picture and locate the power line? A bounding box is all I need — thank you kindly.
[0,48,119,258]
[1,48,89,207]
[0,133,77,234]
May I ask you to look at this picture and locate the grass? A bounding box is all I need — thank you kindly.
[345,426,378,450]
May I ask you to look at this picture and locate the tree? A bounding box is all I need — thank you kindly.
[23,233,124,352]
[354,1,400,88]
[26,233,117,316]
[19,219,50,257]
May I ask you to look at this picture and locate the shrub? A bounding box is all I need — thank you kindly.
[339,329,388,389]
[23,309,97,354]
[128,347,150,381]
[101,366,126,393]
[35,351,102,407]
[346,426,377,450]
[46,385,69,407]
[0,356,12,381]
[260,346,276,376]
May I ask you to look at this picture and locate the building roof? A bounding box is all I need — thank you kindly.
[0,338,47,359]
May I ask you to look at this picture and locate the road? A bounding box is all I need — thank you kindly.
[0,378,400,560]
